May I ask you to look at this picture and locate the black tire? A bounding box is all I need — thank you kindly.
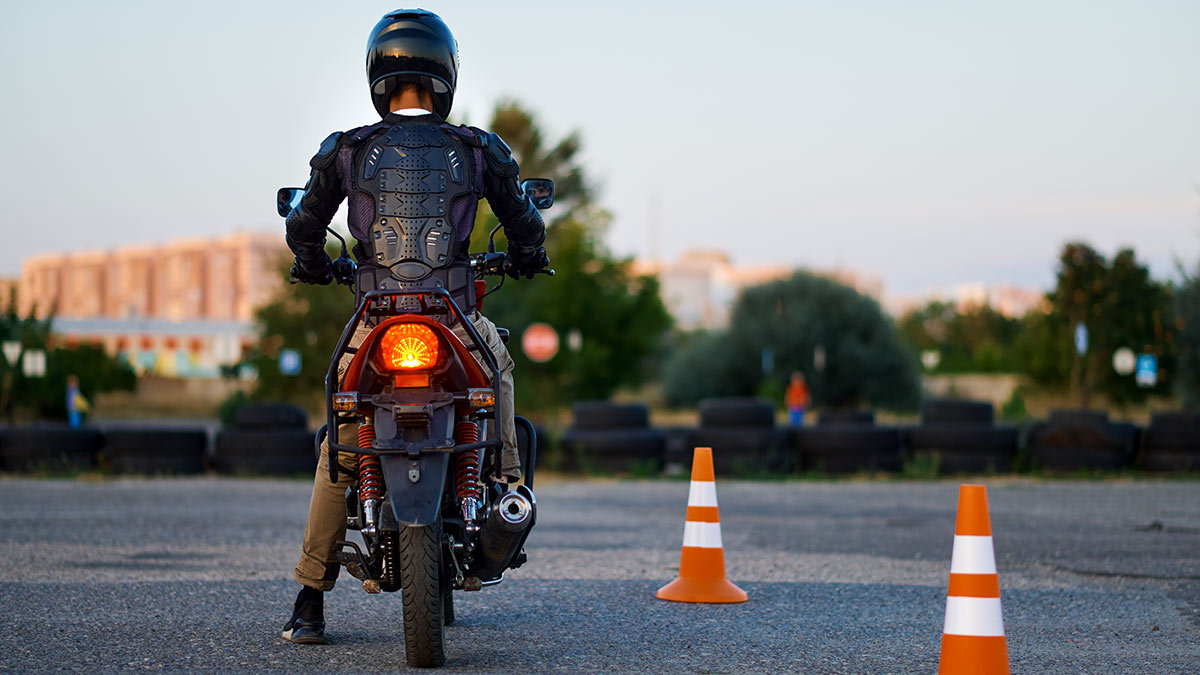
[795,427,902,473]
[1140,417,1200,471]
[818,409,875,426]
[233,402,308,430]
[560,429,666,474]
[1047,409,1109,427]
[921,398,994,426]
[571,402,649,430]
[661,426,694,467]
[1026,419,1131,471]
[698,398,775,429]
[687,428,791,475]
[211,429,318,475]
[1148,412,1200,431]
[907,425,1019,473]
[399,524,445,668]
[442,589,455,627]
[440,529,456,626]
[0,426,101,472]
[102,429,207,475]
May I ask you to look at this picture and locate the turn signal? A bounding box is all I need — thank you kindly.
[376,323,440,372]
[332,392,358,411]
[468,388,495,408]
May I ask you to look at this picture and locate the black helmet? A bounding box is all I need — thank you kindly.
[366,9,458,119]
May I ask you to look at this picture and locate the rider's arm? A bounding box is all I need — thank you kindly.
[476,131,546,261]
[285,131,346,275]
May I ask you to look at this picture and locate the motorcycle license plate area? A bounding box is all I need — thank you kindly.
[378,453,450,528]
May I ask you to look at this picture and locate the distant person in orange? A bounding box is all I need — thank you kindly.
[785,371,810,427]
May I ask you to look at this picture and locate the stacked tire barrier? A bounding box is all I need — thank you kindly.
[1026,409,1137,471]
[102,426,208,475]
[689,398,790,475]
[0,425,102,472]
[1140,413,1200,471]
[796,408,901,473]
[212,403,317,476]
[907,399,1019,474]
[559,402,666,474]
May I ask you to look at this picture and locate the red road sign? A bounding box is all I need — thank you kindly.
[522,323,559,363]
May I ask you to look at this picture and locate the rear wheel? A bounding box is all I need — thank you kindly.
[442,584,455,626]
[441,532,456,626]
[399,524,445,667]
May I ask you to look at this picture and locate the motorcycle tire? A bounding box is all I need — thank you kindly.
[441,531,455,626]
[399,524,445,667]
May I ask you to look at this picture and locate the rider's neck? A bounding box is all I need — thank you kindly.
[389,88,434,115]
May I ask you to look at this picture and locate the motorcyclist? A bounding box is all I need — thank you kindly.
[281,9,548,644]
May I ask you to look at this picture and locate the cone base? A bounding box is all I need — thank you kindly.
[938,634,1009,675]
[656,576,748,603]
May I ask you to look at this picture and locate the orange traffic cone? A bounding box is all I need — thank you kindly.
[656,447,747,603]
[938,484,1010,675]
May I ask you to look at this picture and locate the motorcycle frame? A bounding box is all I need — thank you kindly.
[324,287,504,485]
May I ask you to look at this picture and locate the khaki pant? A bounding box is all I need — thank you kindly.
[294,312,518,591]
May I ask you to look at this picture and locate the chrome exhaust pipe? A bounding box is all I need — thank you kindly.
[469,488,535,581]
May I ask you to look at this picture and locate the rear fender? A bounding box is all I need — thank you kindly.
[380,453,450,527]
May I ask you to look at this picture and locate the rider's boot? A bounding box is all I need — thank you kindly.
[281,585,327,644]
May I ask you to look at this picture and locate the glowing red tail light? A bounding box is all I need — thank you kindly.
[374,323,440,372]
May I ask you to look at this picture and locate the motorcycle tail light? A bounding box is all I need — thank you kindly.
[375,323,440,372]
[332,391,358,411]
[394,373,431,388]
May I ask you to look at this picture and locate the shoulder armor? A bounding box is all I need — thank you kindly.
[480,131,519,179]
[310,131,342,170]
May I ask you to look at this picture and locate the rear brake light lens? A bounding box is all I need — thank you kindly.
[376,323,440,372]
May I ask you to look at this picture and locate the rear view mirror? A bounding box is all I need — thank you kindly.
[277,187,304,217]
[521,178,554,210]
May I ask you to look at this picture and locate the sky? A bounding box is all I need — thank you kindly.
[2,0,1197,297]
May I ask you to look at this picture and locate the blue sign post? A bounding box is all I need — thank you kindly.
[279,349,302,376]
[1135,354,1158,388]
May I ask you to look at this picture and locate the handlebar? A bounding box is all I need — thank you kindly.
[471,251,555,278]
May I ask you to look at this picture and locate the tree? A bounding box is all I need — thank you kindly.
[238,250,353,410]
[664,272,920,410]
[1172,265,1200,408]
[1038,242,1174,406]
[898,301,1023,373]
[0,290,136,421]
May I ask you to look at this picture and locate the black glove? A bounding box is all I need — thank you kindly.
[506,246,549,280]
[290,255,334,285]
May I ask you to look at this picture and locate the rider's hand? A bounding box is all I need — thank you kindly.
[506,246,549,280]
[290,255,334,285]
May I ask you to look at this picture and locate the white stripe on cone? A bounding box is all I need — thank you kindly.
[682,521,723,548]
[687,481,718,507]
[949,536,998,574]
[943,596,1005,636]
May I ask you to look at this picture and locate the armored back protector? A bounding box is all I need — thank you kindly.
[354,119,476,311]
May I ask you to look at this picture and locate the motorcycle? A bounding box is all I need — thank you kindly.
[276,179,554,667]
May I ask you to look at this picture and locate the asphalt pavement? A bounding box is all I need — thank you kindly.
[0,476,1196,673]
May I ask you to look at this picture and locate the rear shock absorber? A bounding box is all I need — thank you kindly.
[358,425,382,536]
[455,422,482,537]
